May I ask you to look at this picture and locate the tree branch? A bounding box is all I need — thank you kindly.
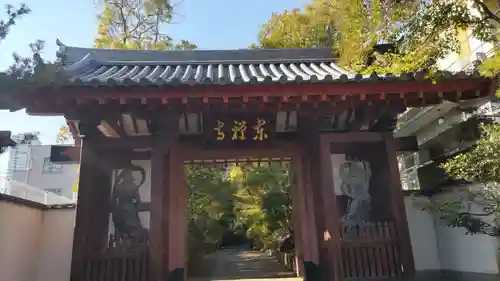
[472,0,500,24]
[118,0,129,44]
[0,3,31,41]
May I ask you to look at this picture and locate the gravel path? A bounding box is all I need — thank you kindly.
[189,248,301,281]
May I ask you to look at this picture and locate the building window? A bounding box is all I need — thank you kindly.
[398,152,421,190]
[42,157,63,173]
[10,151,28,171]
[46,188,63,195]
[400,167,420,190]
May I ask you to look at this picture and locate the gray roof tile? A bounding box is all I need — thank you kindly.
[55,40,353,87]
[54,40,482,88]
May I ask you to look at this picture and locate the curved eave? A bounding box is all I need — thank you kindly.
[28,74,493,97]
[14,75,494,117]
[0,131,15,148]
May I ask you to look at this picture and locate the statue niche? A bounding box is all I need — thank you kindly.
[110,164,149,251]
[339,156,372,225]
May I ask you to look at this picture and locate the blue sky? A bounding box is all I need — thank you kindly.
[0,0,309,172]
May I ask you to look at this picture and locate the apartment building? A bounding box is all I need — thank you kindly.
[396,100,497,190]
[5,133,78,199]
[396,2,499,191]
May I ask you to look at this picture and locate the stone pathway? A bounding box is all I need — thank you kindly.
[189,248,301,281]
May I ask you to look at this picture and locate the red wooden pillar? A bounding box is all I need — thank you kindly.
[88,151,113,253]
[150,136,168,281]
[166,141,187,281]
[318,135,343,281]
[290,156,306,276]
[292,150,322,278]
[299,115,341,281]
[70,137,94,281]
[382,132,415,276]
[150,115,186,281]
[300,153,320,267]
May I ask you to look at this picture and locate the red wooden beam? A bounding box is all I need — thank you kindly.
[87,136,154,149]
[179,141,299,161]
[321,132,384,143]
[28,77,491,100]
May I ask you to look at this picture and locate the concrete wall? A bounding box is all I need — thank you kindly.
[405,195,500,275]
[0,196,75,281]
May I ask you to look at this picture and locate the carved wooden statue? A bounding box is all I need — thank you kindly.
[339,156,372,224]
[111,164,149,251]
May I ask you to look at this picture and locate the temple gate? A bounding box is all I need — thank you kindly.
[13,42,494,281]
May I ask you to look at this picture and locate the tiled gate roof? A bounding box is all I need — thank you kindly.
[56,40,354,86]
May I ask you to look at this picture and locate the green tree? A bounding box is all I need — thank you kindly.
[373,0,499,74]
[1,3,32,82]
[254,0,499,74]
[51,0,199,142]
[254,0,500,241]
[0,3,38,109]
[56,125,73,144]
[231,163,292,250]
[478,51,500,97]
[94,0,196,50]
[418,124,500,237]
[186,167,236,255]
[250,2,339,50]
[0,5,57,94]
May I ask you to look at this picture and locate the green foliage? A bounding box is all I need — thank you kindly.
[335,0,418,71]
[186,166,235,253]
[231,163,292,250]
[253,0,416,71]
[442,124,500,184]
[254,0,499,74]
[56,125,73,144]
[253,2,339,49]
[185,163,293,256]
[0,5,57,107]
[1,3,32,85]
[253,0,500,238]
[418,124,500,236]
[0,39,60,97]
[478,51,500,98]
[94,0,196,50]
[0,3,30,42]
[479,52,500,77]
[6,39,45,78]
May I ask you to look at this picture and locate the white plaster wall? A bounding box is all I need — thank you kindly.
[435,223,498,273]
[404,196,441,271]
[404,194,500,274]
[35,209,75,281]
[431,190,499,274]
[0,199,76,281]
[0,201,42,281]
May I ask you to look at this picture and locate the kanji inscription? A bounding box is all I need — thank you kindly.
[204,114,275,147]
